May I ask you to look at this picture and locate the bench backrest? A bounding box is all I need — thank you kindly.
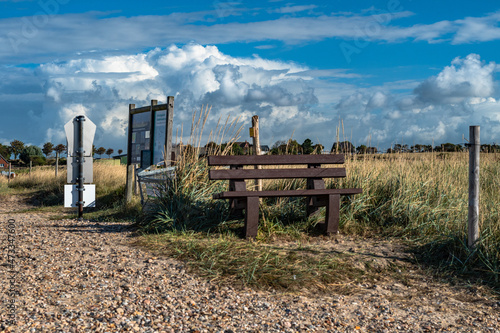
[208,154,346,180]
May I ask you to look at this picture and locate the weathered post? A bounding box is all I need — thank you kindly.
[165,96,174,166]
[251,115,262,191]
[55,151,59,177]
[126,164,135,203]
[126,104,135,201]
[468,126,480,249]
[8,162,11,185]
[29,160,32,176]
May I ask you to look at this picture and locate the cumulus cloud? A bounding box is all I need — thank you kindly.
[414,54,496,104]
[32,43,324,150]
[331,54,500,149]
[3,48,500,152]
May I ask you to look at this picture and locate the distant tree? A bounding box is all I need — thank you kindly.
[301,138,314,154]
[205,142,220,155]
[0,143,10,158]
[331,141,355,154]
[42,142,54,157]
[106,148,114,158]
[54,144,66,156]
[53,144,66,168]
[118,149,123,155]
[10,140,24,159]
[92,144,97,157]
[20,145,45,165]
[96,147,106,158]
[312,144,324,154]
[356,145,367,154]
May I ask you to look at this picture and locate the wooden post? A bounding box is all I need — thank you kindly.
[29,160,32,176]
[126,164,135,203]
[135,164,140,195]
[468,126,480,249]
[55,151,59,177]
[149,100,158,167]
[8,162,11,185]
[165,96,174,167]
[126,104,135,200]
[251,115,262,191]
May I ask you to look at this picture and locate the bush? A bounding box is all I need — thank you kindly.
[20,145,45,165]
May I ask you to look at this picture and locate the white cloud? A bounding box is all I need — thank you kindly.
[2,9,500,66]
[2,47,500,152]
[414,54,496,104]
[33,44,323,149]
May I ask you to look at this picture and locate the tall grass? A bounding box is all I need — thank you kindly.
[1,164,128,208]
[340,152,500,284]
[139,144,500,288]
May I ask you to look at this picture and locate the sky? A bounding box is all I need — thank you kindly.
[1,0,500,154]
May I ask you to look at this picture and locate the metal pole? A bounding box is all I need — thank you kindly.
[468,126,480,249]
[77,116,85,219]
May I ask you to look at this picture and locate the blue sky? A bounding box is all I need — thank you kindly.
[1,0,500,153]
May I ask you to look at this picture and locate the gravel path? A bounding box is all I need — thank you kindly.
[1,200,499,332]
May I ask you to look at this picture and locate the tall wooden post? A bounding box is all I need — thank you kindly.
[8,163,11,185]
[126,104,135,201]
[126,164,135,203]
[55,151,59,177]
[149,100,158,167]
[251,115,262,191]
[165,96,174,167]
[468,126,480,249]
[29,160,32,176]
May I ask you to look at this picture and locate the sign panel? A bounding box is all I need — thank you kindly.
[64,184,96,207]
[153,110,167,165]
[65,116,96,183]
[130,112,151,164]
[64,117,96,157]
[67,157,93,184]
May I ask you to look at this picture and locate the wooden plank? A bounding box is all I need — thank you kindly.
[325,194,340,234]
[213,188,362,199]
[210,167,346,180]
[208,154,345,166]
[130,104,169,114]
[244,197,260,238]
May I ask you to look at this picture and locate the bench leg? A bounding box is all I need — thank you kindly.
[325,194,340,235]
[244,197,259,239]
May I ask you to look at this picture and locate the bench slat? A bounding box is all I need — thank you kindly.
[208,154,345,166]
[209,167,346,180]
[214,188,362,199]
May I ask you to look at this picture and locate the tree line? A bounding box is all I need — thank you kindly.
[0,140,122,166]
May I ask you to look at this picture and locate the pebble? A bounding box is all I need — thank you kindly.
[0,206,499,332]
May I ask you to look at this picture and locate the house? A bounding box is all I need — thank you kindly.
[0,153,9,169]
[260,145,270,154]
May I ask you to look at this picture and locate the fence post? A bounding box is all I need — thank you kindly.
[55,151,59,177]
[126,164,135,203]
[8,162,11,185]
[468,125,480,249]
[251,115,262,191]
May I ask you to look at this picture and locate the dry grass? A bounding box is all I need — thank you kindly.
[139,149,500,292]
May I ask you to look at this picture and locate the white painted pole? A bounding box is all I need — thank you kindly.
[468,126,480,249]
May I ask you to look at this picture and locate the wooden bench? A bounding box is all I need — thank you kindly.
[208,154,362,238]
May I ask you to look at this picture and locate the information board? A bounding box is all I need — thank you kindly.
[130,112,151,164]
